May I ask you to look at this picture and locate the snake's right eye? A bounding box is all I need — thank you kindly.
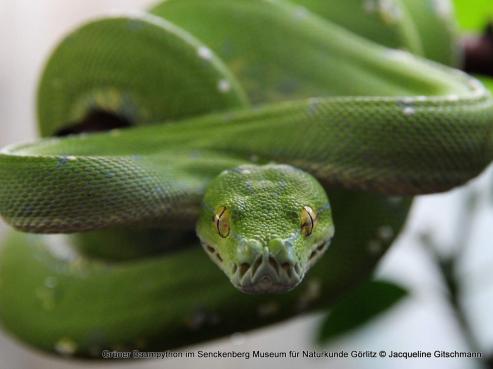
[214,207,230,238]
[301,206,317,237]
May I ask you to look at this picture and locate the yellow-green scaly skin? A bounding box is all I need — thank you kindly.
[0,0,491,358]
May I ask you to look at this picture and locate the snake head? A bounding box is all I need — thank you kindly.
[196,164,334,294]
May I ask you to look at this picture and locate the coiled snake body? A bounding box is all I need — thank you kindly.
[0,0,492,357]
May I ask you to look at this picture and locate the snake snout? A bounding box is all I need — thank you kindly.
[232,249,304,294]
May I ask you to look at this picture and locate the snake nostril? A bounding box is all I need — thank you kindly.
[206,245,215,254]
[232,263,238,274]
[239,263,250,278]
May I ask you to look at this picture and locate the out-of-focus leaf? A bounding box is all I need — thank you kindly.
[317,280,408,345]
[453,0,493,32]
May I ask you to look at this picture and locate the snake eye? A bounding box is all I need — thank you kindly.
[301,206,316,237]
[214,207,230,238]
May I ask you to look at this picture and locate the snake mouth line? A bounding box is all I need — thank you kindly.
[233,252,304,294]
[234,255,303,282]
[201,238,330,294]
[200,240,303,293]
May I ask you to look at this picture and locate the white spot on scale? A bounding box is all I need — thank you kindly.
[467,78,484,92]
[217,79,231,93]
[432,0,453,19]
[402,106,415,116]
[377,0,403,23]
[45,235,78,261]
[294,6,309,20]
[197,46,213,61]
[307,97,321,117]
[54,337,77,356]
[110,129,121,137]
[385,49,412,61]
[363,0,376,13]
[400,97,415,104]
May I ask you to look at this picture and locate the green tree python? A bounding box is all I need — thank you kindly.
[0,0,492,358]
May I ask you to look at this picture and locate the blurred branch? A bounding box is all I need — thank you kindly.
[418,188,492,368]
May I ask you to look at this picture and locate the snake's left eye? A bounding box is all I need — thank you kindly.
[301,206,316,237]
[214,207,230,238]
